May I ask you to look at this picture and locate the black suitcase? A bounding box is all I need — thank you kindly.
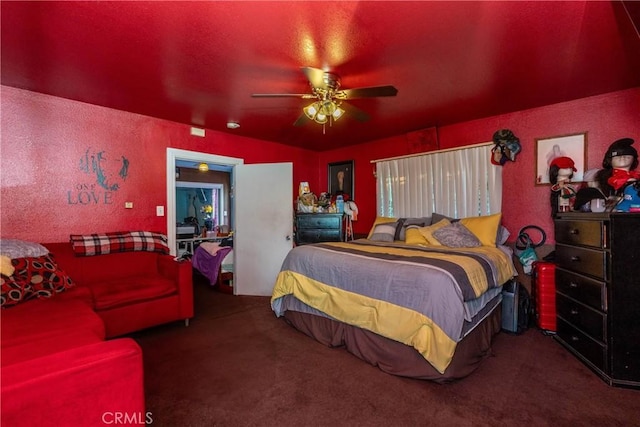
[501,280,531,334]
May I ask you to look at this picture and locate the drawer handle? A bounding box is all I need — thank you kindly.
[571,335,580,342]
[569,282,579,288]
[570,256,581,262]
[570,309,579,315]
[570,229,580,235]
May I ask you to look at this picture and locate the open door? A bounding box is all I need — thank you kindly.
[234,162,293,296]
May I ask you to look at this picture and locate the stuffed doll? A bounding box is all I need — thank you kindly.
[594,138,640,212]
[0,255,15,277]
[549,156,577,217]
[595,138,639,196]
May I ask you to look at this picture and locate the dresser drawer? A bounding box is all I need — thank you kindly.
[297,214,342,229]
[557,318,607,373]
[556,267,606,311]
[555,243,607,280]
[555,219,605,248]
[297,229,342,243]
[557,293,606,342]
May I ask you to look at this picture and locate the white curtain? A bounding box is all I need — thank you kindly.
[375,144,502,218]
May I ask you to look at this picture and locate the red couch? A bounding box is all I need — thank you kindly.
[43,242,193,337]
[1,242,193,426]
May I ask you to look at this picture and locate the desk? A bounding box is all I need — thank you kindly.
[176,237,224,256]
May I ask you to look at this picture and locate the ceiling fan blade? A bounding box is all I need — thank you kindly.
[251,93,316,98]
[341,101,370,122]
[340,85,398,99]
[301,67,328,89]
[293,113,309,127]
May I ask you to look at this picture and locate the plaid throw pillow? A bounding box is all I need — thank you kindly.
[70,231,170,256]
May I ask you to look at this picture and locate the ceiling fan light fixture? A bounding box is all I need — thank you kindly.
[198,162,209,172]
[332,106,345,121]
[303,103,320,120]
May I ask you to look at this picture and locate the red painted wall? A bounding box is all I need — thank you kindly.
[319,88,640,242]
[0,86,318,242]
[2,86,638,245]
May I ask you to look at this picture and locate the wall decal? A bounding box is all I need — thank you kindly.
[67,148,130,205]
[79,148,130,190]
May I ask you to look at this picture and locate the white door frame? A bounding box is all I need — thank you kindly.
[166,148,243,256]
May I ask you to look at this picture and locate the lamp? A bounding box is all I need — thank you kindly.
[198,162,209,172]
[303,99,344,126]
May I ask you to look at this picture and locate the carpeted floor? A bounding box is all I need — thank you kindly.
[130,279,640,427]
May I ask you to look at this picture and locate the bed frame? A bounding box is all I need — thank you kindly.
[282,298,502,383]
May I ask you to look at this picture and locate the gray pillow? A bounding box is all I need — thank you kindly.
[432,222,481,248]
[0,239,49,259]
[394,217,432,241]
[431,212,456,224]
[497,225,510,246]
[369,222,398,242]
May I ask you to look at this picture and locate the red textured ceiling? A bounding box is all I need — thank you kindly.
[2,1,639,151]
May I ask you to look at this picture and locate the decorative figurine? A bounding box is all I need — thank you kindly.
[549,156,577,217]
[595,138,639,195]
[595,138,640,212]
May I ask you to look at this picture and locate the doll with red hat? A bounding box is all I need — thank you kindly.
[549,156,577,216]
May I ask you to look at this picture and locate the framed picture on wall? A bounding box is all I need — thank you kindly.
[328,160,354,200]
[535,132,587,185]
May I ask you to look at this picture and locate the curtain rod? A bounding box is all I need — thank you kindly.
[370,141,492,163]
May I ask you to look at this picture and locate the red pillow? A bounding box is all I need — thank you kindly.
[0,255,76,308]
[1,272,33,308]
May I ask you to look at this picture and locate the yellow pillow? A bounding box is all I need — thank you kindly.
[418,219,451,245]
[460,213,502,246]
[404,227,429,246]
[367,216,397,239]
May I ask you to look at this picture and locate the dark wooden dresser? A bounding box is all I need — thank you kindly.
[295,213,344,245]
[554,212,640,388]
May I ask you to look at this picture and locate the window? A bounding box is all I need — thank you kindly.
[374,143,502,218]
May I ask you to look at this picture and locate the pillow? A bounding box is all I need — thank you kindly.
[1,272,33,308]
[404,226,429,246]
[71,231,170,256]
[432,222,481,248]
[0,239,49,259]
[0,255,76,308]
[367,217,397,239]
[497,225,510,246]
[459,213,502,247]
[369,222,397,242]
[431,213,455,224]
[417,219,451,245]
[394,217,432,241]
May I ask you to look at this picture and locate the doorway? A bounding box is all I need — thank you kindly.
[166,149,243,256]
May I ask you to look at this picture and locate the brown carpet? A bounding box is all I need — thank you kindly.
[130,278,640,427]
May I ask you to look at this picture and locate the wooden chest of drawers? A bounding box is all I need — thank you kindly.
[295,213,344,245]
[554,212,640,388]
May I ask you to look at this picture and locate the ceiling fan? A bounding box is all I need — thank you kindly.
[251,67,398,128]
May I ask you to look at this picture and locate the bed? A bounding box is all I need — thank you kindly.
[271,220,517,382]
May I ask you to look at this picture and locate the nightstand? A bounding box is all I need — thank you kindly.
[295,213,344,245]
